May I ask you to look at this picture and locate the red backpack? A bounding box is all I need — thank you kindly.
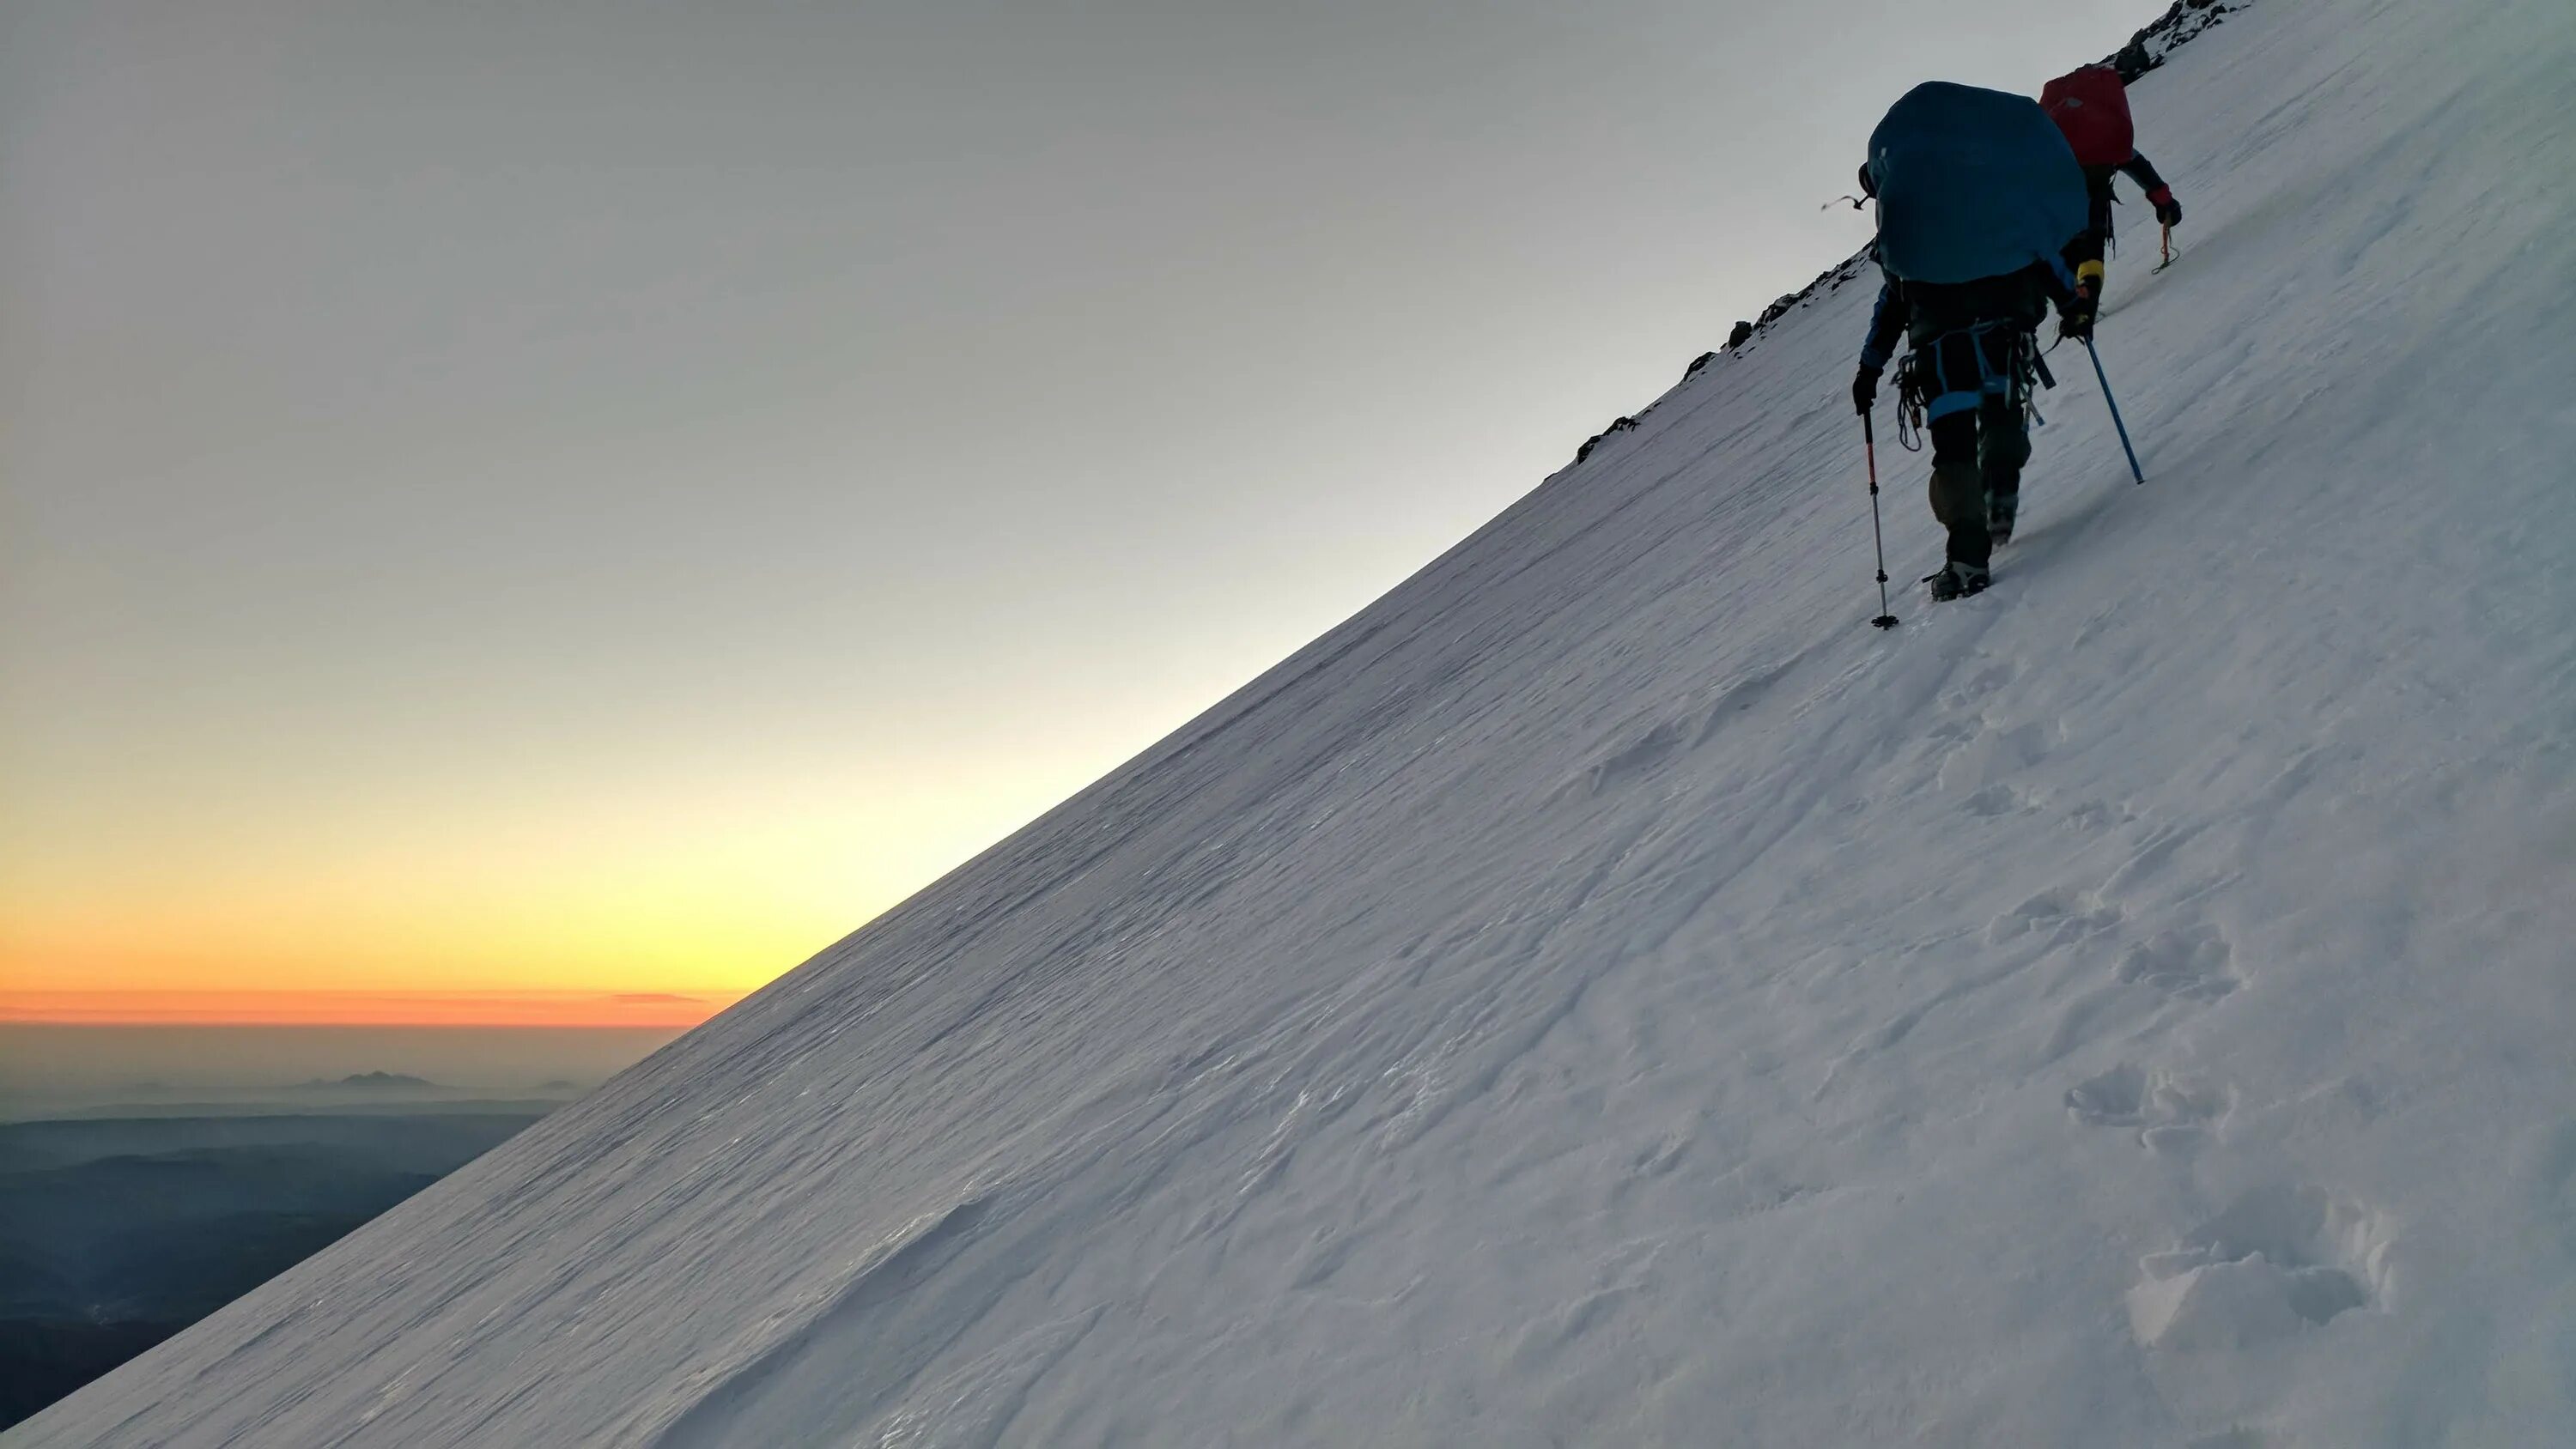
[2040,65,2134,167]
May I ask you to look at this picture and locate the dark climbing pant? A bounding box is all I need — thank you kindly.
[1928,395,2032,569]
[1906,324,2035,568]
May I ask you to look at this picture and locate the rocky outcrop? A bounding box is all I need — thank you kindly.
[2108,0,2258,79]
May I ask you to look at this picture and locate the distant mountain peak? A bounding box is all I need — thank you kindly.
[287,1071,438,1092]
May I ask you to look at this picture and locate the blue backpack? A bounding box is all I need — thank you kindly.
[1866,82,2088,285]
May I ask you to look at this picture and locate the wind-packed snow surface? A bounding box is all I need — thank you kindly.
[20,0,2576,1442]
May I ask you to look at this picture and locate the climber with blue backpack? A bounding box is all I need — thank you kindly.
[1850,82,2094,602]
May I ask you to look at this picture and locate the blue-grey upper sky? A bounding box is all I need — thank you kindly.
[1,0,2160,1003]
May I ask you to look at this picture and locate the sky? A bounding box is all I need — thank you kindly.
[0,0,2163,1027]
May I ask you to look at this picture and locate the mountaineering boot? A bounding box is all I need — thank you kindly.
[1987,490,2019,547]
[1928,561,1990,601]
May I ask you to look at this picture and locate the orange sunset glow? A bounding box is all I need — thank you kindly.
[0,731,1132,1031]
[0,837,844,1028]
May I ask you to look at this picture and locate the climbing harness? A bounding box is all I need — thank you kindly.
[1892,322,2053,452]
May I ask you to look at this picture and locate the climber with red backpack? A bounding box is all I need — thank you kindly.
[2040,65,2184,312]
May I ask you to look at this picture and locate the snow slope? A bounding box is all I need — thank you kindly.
[18,0,2576,1442]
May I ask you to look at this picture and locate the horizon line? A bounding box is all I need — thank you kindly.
[0,989,752,1029]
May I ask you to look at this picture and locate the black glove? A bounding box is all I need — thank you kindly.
[2149,186,2183,228]
[1852,362,1881,415]
[2058,285,2097,342]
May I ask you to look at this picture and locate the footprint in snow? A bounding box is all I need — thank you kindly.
[2127,1184,2388,1351]
[2118,924,2241,1002]
[1987,883,2124,947]
[2066,1062,2231,1155]
[2026,913,2232,1065]
[2063,797,2138,834]
[1963,781,2036,816]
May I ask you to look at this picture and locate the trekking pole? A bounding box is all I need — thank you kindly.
[1862,414,1899,628]
[2083,337,2146,483]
